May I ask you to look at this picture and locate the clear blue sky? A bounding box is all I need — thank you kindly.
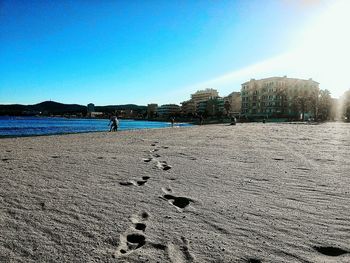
[1,0,344,106]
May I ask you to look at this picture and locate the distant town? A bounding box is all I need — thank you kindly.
[1,76,350,122]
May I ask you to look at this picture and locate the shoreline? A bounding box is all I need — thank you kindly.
[0,121,327,139]
[0,120,340,139]
[0,117,193,139]
[0,124,194,139]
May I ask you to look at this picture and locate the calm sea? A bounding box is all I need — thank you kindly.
[0,116,191,137]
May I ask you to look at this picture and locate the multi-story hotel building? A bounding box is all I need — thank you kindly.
[180,100,196,115]
[180,88,219,115]
[224,92,241,114]
[157,104,181,116]
[191,88,219,106]
[147,103,158,118]
[241,76,319,119]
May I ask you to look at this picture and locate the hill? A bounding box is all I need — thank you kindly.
[0,101,146,116]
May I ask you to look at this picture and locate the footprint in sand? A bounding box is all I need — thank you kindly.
[313,246,349,257]
[119,181,135,186]
[272,157,284,161]
[115,212,149,257]
[167,236,195,263]
[146,236,195,263]
[178,153,196,161]
[161,188,193,210]
[119,176,151,187]
[246,258,262,263]
[156,160,172,171]
[151,141,159,146]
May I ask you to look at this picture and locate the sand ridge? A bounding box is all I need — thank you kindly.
[0,123,350,262]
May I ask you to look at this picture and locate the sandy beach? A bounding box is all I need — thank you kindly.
[1,123,349,263]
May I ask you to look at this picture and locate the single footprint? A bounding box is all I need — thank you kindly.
[117,233,146,256]
[157,161,172,171]
[161,188,193,210]
[313,246,349,257]
[136,180,147,186]
[246,258,262,263]
[120,176,151,187]
[272,157,284,161]
[126,233,146,249]
[119,181,135,186]
[164,195,192,209]
[167,236,194,263]
[134,223,146,231]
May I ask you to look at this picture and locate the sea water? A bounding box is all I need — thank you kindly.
[0,116,191,137]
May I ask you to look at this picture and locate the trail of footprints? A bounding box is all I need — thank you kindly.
[115,141,350,261]
[144,141,172,171]
[119,141,171,187]
[115,141,195,261]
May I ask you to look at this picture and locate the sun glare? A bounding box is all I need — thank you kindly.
[180,1,350,99]
[292,0,350,96]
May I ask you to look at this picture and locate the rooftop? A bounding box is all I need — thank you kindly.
[241,76,319,85]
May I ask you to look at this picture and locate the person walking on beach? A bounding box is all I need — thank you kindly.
[170,117,175,127]
[109,116,119,132]
[230,116,237,125]
[199,115,204,125]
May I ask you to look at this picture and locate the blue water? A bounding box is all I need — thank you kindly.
[0,116,192,137]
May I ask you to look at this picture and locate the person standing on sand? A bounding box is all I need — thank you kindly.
[230,116,236,125]
[109,116,119,132]
[171,117,175,127]
[199,115,204,125]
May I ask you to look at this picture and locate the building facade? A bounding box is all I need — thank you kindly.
[224,92,241,115]
[180,100,196,115]
[191,88,219,106]
[180,88,219,115]
[147,104,158,118]
[157,104,181,116]
[241,76,319,119]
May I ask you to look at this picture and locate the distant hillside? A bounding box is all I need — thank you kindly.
[0,104,26,116]
[0,101,146,116]
[0,101,86,116]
